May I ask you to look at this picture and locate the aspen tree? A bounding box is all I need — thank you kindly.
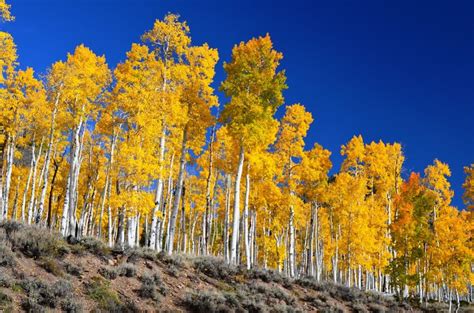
[141,14,190,250]
[463,164,474,212]
[166,44,218,254]
[0,0,13,22]
[59,45,111,237]
[220,34,286,265]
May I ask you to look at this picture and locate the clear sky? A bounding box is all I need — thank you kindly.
[3,0,473,208]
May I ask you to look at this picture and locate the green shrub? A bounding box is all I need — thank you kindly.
[0,273,12,288]
[64,262,82,277]
[0,290,12,310]
[0,243,15,267]
[246,267,286,284]
[39,257,63,276]
[117,263,137,277]
[138,274,159,301]
[249,282,295,305]
[0,220,23,239]
[138,273,166,301]
[99,266,118,280]
[21,298,46,313]
[20,278,72,309]
[126,247,158,263]
[9,226,68,258]
[184,290,238,312]
[79,237,110,256]
[61,297,83,313]
[157,251,186,268]
[85,277,122,311]
[193,256,238,280]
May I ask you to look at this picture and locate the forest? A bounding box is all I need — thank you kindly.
[0,0,473,306]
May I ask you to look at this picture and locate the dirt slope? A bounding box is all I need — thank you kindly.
[0,221,469,312]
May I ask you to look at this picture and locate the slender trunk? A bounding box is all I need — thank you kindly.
[2,137,15,219]
[243,170,251,269]
[28,138,44,224]
[99,131,117,238]
[166,127,187,254]
[180,185,187,253]
[61,117,84,236]
[150,126,166,248]
[116,207,125,249]
[21,144,35,222]
[224,174,231,262]
[159,152,175,251]
[202,125,216,254]
[47,159,60,229]
[288,206,295,278]
[308,203,316,277]
[0,127,4,219]
[37,94,60,223]
[230,145,244,264]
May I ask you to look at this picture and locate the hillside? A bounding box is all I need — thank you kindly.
[0,221,469,312]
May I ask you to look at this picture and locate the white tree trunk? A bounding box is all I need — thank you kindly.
[2,137,15,219]
[61,118,84,236]
[243,171,251,269]
[288,206,296,278]
[27,139,43,224]
[230,145,244,264]
[99,131,117,238]
[166,128,187,254]
[224,174,231,262]
[150,127,166,249]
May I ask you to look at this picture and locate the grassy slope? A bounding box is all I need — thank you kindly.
[0,221,469,312]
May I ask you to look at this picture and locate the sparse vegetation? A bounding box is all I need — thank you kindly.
[0,222,471,312]
[8,225,68,258]
[78,236,110,257]
[117,263,137,277]
[85,277,122,311]
[193,256,238,280]
[99,266,118,280]
[39,257,63,276]
[0,243,16,267]
[64,262,82,277]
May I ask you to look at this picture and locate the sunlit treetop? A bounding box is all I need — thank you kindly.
[463,164,474,212]
[141,13,190,60]
[0,31,16,83]
[0,0,14,22]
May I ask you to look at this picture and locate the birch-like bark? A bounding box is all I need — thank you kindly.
[243,170,251,269]
[2,136,15,219]
[224,174,231,262]
[149,126,166,249]
[288,206,296,277]
[0,127,4,219]
[47,159,60,229]
[202,125,216,254]
[27,138,43,224]
[61,115,84,236]
[21,144,35,222]
[230,145,244,264]
[166,127,187,255]
[180,185,187,253]
[98,131,117,238]
[307,203,316,276]
[36,137,55,224]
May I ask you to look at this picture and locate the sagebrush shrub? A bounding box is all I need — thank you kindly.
[117,263,137,277]
[9,226,68,258]
[99,266,118,280]
[193,256,238,280]
[0,243,16,267]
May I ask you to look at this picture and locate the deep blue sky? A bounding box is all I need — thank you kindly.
[3,0,473,208]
